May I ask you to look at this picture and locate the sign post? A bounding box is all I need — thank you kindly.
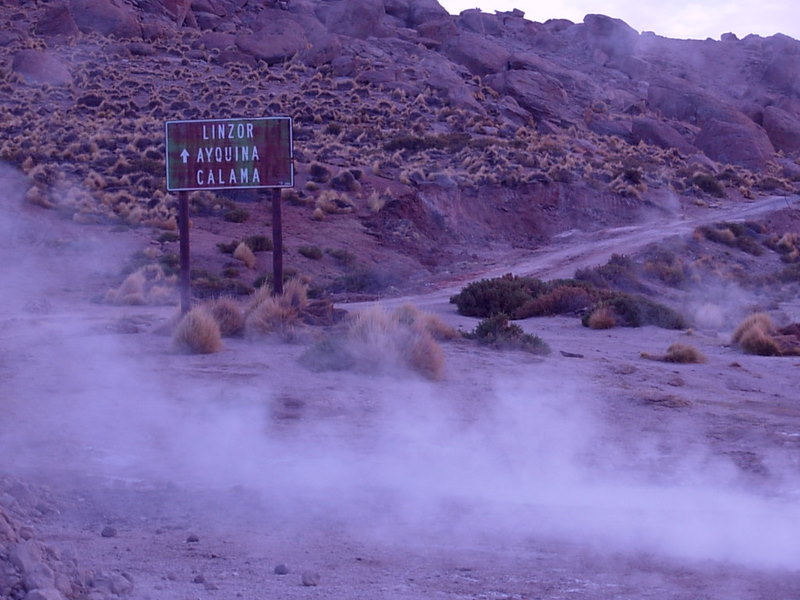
[165,116,294,310]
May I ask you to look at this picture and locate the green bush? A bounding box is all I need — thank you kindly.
[326,248,357,266]
[224,207,250,223]
[466,314,551,355]
[450,274,546,318]
[217,240,239,254]
[691,173,725,197]
[696,222,764,256]
[245,235,273,252]
[582,294,688,329]
[514,279,605,319]
[574,254,647,292]
[157,232,180,243]
[298,245,323,260]
[328,267,395,293]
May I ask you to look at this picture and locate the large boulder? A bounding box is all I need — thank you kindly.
[579,14,638,64]
[11,50,72,86]
[34,3,79,36]
[68,0,141,38]
[486,69,569,125]
[762,105,800,154]
[694,117,775,169]
[442,32,509,76]
[632,117,696,154]
[762,34,800,96]
[300,32,342,67]
[407,0,449,28]
[194,31,236,51]
[236,14,307,64]
[419,55,482,112]
[648,79,775,168]
[326,0,386,39]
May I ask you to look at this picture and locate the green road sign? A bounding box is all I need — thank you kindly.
[165,116,293,191]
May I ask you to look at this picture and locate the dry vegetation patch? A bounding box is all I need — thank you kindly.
[299,305,449,380]
[641,343,707,364]
[173,307,222,354]
[732,313,800,356]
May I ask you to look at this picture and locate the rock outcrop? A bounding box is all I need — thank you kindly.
[68,0,141,38]
[11,50,72,86]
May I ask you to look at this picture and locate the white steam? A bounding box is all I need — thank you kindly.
[2,163,799,576]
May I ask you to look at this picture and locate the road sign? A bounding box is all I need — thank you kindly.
[165,117,293,191]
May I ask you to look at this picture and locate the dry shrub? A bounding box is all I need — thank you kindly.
[117,270,146,297]
[664,343,706,363]
[732,313,780,356]
[233,241,256,269]
[407,330,445,380]
[281,277,308,310]
[394,303,459,341]
[587,305,616,329]
[245,296,298,338]
[208,297,245,337]
[732,313,774,344]
[173,308,222,354]
[345,306,445,380]
[739,328,781,356]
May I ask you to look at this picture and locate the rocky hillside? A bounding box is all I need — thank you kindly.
[1,0,799,291]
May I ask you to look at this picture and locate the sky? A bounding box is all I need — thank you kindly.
[438,0,800,41]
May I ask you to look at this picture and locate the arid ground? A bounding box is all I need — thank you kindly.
[2,171,800,598]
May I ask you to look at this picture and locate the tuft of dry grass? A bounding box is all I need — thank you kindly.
[233,241,256,269]
[732,313,781,356]
[207,297,245,337]
[407,329,445,380]
[117,270,146,297]
[246,297,295,335]
[394,303,460,341]
[243,279,308,339]
[587,305,616,329]
[732,313,774,344]
[281,278,308,310]
[739,327,781,356]
[173,308,222,354]
[345,306,446,380]
[664,343,706,363]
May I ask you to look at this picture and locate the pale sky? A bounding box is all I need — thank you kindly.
[438,0,800,41]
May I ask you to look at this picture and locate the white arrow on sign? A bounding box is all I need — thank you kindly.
[180,149,189,164]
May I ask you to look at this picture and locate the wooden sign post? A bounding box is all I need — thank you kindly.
[165,116,294,311]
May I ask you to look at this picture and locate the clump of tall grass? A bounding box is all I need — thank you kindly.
[173,307,222,354]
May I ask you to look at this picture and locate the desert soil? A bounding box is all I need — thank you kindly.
[2,192,800,600]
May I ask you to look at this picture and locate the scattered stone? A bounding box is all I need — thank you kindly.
[559,350,584,358]
[91,571,134,596]
[186,533,199,543]
[274,564,290,575]
[24,589,66,600]
[301,571,320,587]
[193,574,205,584]
[23,561,55,591]
[100,526,117,538]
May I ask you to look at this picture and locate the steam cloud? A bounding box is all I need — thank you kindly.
[2,161,799,576]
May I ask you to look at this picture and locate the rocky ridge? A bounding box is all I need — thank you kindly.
[1,0,799,290]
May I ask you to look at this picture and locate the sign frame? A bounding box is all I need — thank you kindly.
[165,116,294,192]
